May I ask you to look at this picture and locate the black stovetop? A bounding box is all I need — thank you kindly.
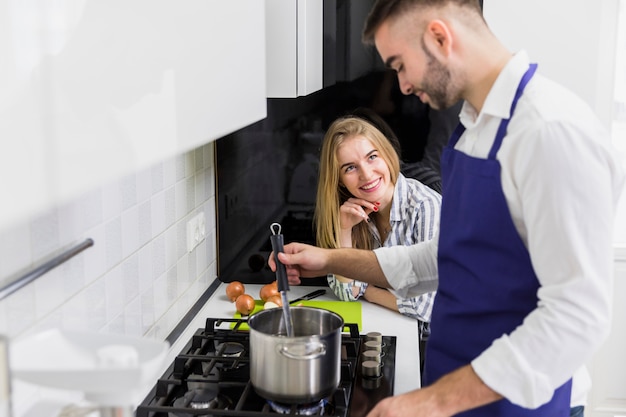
[136,318,396,417]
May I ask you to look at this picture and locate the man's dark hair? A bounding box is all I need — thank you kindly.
[362,0,483,45]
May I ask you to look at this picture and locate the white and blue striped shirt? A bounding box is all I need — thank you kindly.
[327,173,441,322]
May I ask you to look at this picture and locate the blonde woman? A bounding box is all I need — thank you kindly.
[315,115,441,327]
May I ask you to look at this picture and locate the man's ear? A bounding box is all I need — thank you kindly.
[424,19,453,57]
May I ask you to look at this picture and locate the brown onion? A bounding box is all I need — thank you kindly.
[235,294,256,315]
[225,281,245,302]
[259,281,279,302]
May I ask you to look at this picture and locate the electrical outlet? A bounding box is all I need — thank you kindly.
[187,211,206,252]
[224,192,240,220]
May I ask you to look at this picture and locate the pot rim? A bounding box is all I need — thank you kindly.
[247,306,344,338]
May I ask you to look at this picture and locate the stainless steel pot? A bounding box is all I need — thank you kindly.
[247,306,344,404]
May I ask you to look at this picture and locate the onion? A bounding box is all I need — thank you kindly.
[225,281,245,302]
[266,294,283,307]
[235,294,256,315]
[264,301,280,310]
[259,281,279,302]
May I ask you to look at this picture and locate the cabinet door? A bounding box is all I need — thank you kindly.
[266,0,323,97]
[0,0,266,231]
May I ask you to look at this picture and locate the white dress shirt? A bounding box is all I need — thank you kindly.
[374,51,626,408]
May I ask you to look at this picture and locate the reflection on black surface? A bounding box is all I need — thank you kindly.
[216,68,460,285]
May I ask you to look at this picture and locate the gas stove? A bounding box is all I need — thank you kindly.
[136,317,396,417]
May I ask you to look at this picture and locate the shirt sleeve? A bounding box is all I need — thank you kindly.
[396,292,434,322]
[327,274,368,302]
[373,235,439,299]
[472,116,623,408]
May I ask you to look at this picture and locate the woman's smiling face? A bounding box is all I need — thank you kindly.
[337,135,393,203]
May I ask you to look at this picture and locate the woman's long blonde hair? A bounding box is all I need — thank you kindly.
[315,116,400,250]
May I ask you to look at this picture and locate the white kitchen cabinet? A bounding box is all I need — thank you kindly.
[0,0,266,232]
[265,0,323,97]
[586,256,626,417]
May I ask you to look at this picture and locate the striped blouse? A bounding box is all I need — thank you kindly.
[327,173,442,322]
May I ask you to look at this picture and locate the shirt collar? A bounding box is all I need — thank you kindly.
[459,50,531,128]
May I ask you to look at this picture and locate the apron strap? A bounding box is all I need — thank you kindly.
[488,63,538,160]
[448,122,467,149]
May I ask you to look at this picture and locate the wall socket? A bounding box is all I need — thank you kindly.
[187,211,206,252]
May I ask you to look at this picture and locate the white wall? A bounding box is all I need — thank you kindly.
[484,0,619,130]
[0,143,217,415]
[587,259,626,417]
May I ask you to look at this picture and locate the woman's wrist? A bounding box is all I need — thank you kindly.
[339,228,352,247]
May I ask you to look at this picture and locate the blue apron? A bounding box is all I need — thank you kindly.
[424,64,572,416]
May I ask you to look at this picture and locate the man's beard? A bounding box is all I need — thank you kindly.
[420,39,460,110]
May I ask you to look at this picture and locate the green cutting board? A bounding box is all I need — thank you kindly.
[233,300,362,331]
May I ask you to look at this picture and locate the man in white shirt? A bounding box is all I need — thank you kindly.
[269,1,625,416]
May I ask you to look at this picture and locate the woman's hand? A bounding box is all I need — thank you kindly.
[339,198,379,231]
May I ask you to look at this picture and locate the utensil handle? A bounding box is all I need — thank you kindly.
[278,342,326,360]
[289,289,326,304]
[270,234,289,293]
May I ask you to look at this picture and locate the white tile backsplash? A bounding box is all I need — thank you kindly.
[0,223,32,281]
[0,142,217,415]
[105,217,123,269]
[102,181,122,222]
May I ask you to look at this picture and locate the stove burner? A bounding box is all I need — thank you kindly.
[267,399,327,415]
[213,341,247,372]
[171,387,233,417]
[216,341,245,357]
[190,401,214,410]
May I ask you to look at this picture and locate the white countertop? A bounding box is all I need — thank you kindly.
[160,281,421,397]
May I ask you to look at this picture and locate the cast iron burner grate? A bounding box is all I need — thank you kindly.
[267,399,328,415]
[136,318,396,417]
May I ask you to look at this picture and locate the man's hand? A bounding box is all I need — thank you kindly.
[366,365,502,417]
[366,388,445,417]
[268,243,390,288]
[268,242,331,285]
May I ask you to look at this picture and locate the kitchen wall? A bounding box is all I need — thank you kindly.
[0,143,216,412]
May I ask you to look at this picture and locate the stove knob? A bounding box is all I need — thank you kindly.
[361,349,382,364]
[361,360,382,378]
[365,332,382,343]
[364,340,382,353]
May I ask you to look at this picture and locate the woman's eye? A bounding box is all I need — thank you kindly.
[369,154,378,161]
[344,165,355,173]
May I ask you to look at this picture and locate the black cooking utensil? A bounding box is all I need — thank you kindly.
[270,223,294,337]
[289,289,326,305]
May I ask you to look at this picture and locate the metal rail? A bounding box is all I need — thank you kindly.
[0,238,94,301]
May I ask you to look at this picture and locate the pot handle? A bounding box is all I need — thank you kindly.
[277,341,326,360]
